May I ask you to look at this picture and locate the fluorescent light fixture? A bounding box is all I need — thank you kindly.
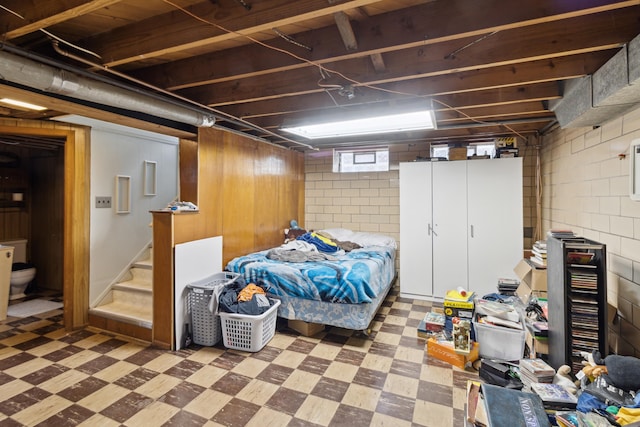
[0,98,47,111]
[282,109,437,139]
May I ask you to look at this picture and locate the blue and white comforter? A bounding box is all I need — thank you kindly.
[225,245,396,304]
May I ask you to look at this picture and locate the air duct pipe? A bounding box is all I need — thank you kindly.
[0,50,216,128]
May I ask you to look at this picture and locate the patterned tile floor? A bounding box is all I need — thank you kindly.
[0,285,479,426]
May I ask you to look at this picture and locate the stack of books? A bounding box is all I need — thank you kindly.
[547,229,576,239]
[497,278,519,295]
[518,358,555,392]
[530,240,547,268]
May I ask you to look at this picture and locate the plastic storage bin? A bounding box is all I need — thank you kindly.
[188,271,240,346]
[473,318,526,361]
[219,299,281,352]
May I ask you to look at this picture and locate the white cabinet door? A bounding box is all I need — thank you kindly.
[467,157,523,298]
[399,162,433,297]
[432,161,468,298]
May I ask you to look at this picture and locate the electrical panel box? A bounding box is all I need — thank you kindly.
[631,139,640,201]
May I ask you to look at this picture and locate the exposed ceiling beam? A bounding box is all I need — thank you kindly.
[181,41,617,107]
[334,11,358,51]
[129,0,639,90]
[80,0,383,67]
[0,0,122,40]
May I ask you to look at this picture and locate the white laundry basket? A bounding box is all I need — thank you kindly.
[219,299,281,352]
[187,272,240,346]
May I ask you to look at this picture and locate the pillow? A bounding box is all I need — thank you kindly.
[350,232,397,249]
[320,228,354,242]
[320,228,397,249]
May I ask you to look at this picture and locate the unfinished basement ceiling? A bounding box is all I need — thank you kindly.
[0,0,639,150]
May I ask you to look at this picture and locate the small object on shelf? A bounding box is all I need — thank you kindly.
[547,229,576,238]
[566,251,595,264]
[167,201,198,211]
[496,147,519,158]
[448,146,468,161]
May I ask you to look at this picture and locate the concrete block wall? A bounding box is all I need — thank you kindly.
[541,104,640,356]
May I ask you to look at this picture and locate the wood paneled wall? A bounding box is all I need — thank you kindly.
[187,128,304,264]
[153,128,304,348]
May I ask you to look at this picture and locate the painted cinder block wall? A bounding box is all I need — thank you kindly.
[541,104,640,357]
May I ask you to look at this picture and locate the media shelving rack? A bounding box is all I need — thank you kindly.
[547,236,607,373]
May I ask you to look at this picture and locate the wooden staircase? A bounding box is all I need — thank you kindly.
[88,245,153,342]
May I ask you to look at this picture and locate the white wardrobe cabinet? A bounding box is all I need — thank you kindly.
[399,157,523,299]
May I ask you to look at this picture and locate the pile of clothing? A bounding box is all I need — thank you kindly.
[573,351,640,425]
[217,277,274,315]
[268,230,362,263]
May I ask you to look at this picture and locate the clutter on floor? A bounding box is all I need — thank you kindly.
[420,272,640,426]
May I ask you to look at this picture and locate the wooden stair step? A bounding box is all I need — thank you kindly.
[114,280,152,292]
[90,301,152,329]
[132,259,152,269]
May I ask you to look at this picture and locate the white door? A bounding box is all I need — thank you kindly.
[399,162,433,297]
[432,161,468,298]
[467,157,523,298]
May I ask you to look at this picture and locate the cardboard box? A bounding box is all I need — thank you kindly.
[514,259,548,304]
[288,319,325,337]
[525,328,549,357]
[449,147,468,161]
[426,338,479,370]
[515,282,548,305]
[514,259,547,291]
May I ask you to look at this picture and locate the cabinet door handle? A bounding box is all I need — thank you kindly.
[428,223,432,236]
[470,224,474,238]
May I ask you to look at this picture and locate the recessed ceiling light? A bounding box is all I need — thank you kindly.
[281,109,437,139]
[0,98,47,111]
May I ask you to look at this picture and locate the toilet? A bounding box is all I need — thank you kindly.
[0,239,36,300]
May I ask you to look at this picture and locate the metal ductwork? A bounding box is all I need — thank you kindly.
[550,32,640,128]
[0,50,216,128]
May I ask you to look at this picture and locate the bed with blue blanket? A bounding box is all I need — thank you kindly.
[225,228,397,332]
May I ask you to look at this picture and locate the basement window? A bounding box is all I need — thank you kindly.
[333,147,389,173]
